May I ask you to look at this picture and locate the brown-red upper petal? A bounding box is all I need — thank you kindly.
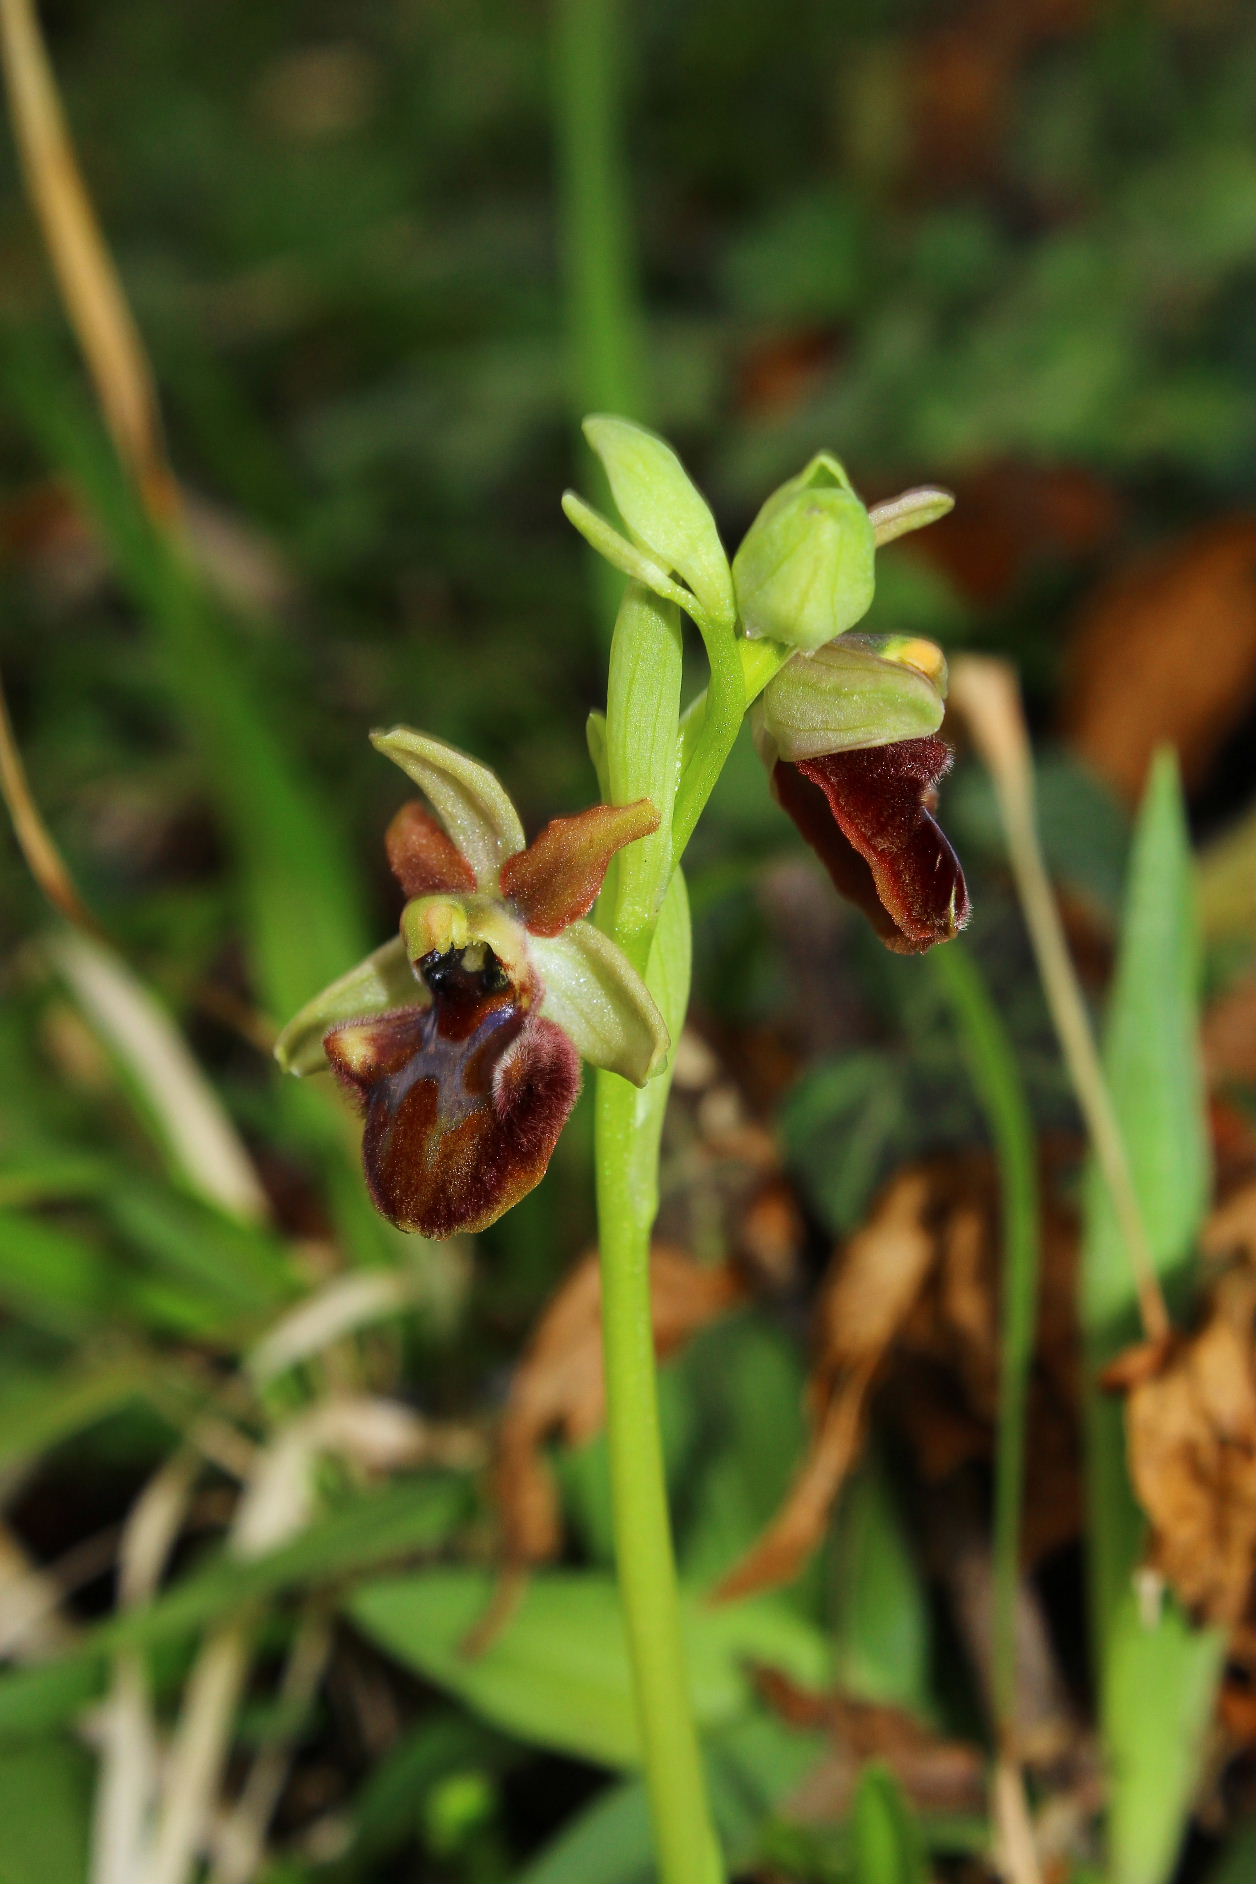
[324,959,580,1238]
[386,800,478,900]
[773,735,970,954]
[498,799,660,936]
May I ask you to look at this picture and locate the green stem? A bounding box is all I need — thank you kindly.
[671,638,792,866]
[595,1050,722,1884]
[930,941,1040,1740]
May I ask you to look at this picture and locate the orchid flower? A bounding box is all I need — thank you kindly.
[275,729,668,1238]
[752,631,970,953]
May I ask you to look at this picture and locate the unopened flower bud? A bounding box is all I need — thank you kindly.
[733,452,876,652]
[755,632,948,764]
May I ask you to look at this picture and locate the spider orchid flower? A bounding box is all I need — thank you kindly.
[753,632,970,954]
[275,729,668,1238]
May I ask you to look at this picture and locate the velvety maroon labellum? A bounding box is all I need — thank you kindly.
[324,950,581,1239]
[773,734,970,954]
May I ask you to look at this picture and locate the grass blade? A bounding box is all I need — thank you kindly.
[1081,750,1223,1884]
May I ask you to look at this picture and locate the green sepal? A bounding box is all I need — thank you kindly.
[562,491,698,622]
[582,415,735,633]
[756,634,947,763]
[531,922,669,1086]
[868,485,954,547]
[732,450,876,653]
[274,937,424,1077]
[370,728,525,884]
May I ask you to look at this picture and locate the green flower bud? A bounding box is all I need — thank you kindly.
[755,632,948,764]
[733,452,876,653]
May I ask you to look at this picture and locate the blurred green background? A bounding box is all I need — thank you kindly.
[0,3,1252,1881]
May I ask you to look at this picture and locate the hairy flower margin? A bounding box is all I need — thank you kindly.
[279,420,970,1239]
[275,729,668,1238]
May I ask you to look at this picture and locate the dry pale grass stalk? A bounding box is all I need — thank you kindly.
[246,1269,420,1386]
[50,931,268,1224]
[949,656,1170,1347]
[992,1755,1046,1884]
[92,1453,199,1884]
[0,666,105,936]
[0,1520,78,1659]
[0,0,179,525]
[206,1605,332,1884]
[142,1622,254,1884]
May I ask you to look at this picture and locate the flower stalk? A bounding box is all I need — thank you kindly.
[279,417,965,1884]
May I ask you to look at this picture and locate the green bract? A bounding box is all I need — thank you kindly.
[582,415,736,632]
[732,451,876,653]
[754,632,948,764]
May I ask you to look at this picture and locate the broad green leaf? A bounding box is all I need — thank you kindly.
[677,1316,813,1603]
[0,1737,92,1884]
[1105,1592,1226,1884]
[830,1452,932,1715]
[583,417,735,632]
[348,1569,830,1769]
[515,1714,825,1884]
[1080,752,1220,1884]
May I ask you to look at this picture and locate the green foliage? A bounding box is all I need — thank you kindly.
[0,2,1249,1877]
[0,1737,93,1884]
[1081,753,1224,1884]
[349,1568,830,1770]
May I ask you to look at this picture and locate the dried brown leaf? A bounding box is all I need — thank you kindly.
[494,1245,744,1567]
[1061,515,1256,802]
[757,1670,986,1823]
[1119,1268,1256,1628]
[713,1169,937,1602]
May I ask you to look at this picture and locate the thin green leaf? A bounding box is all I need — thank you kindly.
[851,1763,930,1884]
[5,341,368,1022]
[931,939,1039,1728]
[0,1477,468,1740]
[1080,751,1221,1884]
[0,1210,107,1337]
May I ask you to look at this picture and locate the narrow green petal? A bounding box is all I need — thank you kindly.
[868,485,954,547]
[583,415,735,632]
[531,921,669,1086]
[274,937,424,1077]
[370,728,525,884]
[561,491,696,619]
